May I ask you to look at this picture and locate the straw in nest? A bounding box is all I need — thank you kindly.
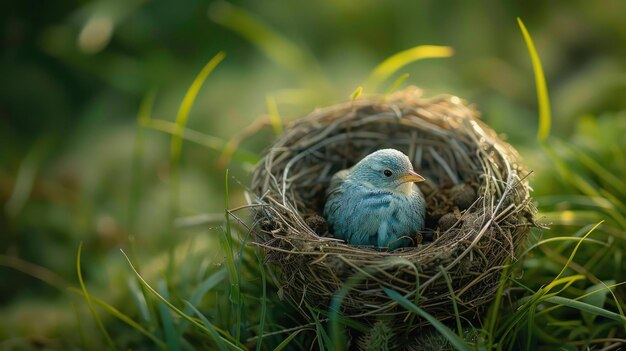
[250,86,536,332]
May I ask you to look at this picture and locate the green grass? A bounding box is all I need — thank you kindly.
[169,52,226,222]
[384,287,471,351]
[517,17,551,142]
[3,1,626,350]
[209,2,331,93]
[76,242,116,350]
[121,249,246,350]
[62,15,626,351]
[363,45,454,92]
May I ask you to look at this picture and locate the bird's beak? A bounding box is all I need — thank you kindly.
[400,170,426,183]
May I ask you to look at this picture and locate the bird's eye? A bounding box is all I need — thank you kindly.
[384,169,393,177]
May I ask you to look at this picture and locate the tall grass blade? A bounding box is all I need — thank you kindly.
[350,86,363,100]
[554,221,603,281]
[127,276,153,325]
[328,263,382,349]
[485,263,510,349]
[169,51,226,220]
[517,17,551,141]
[272,328,309,351]
[544,275,586,296]
[383,288,470,351]
[71,301,88,350]
[266,94,283,135]
[120,249,245,350]
[364,45,453,91]
[544,296,626,324]
[69,287,165,348]
[307,306,332,351]
[328,280,354,351]
[526,304,536,351]
[328,258,416,348]
[536,282,626,317]
[128,92,158,329]
[440,266,463,337]
[568,145,626,196]
[0,254,68,290]
[130,90,156,239]
[184,301,230,351]
[518,236,608,260]
[581,281,614,326]
[158,279,181,351]
[256,254,267,351]
[186,268,227,310]
[222,169,241,342]
[76,242,116,350]
[5,138,49,217]
[146,119,259,164]
[209,2,330,90]
[384,73,410,96]
[601,280,626,333]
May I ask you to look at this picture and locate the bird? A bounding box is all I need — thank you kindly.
[323,149,426,250]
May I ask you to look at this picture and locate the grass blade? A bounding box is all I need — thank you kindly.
[544,275,586,296]
[169,51,226,220]
[256,254,267,351]
[485,263,510,348]
[350,86,363,100]
[69,287,165,349]
[517,17,551,141]
[567,144,626,197]
[307,305,332,351]
[535,281,626,317]
[128,92,159,335]
[0,254,68,290]
[272,328,309,351]
[581,281,613,326]
[145,119,259,164]
[71,301,88,349]
[384,73,410,96]
[5,138,49,217]
[119,249,245,350]
[266,94,283,135]
[76,242,116,350]
[129,90,156,239]
[209,2,330,91]
[364,45,453,91]
[328,276,358,351]
[222,169,242,342]
[440,266,463,338]
[554,221,602,281]
[184,301,230,351]
[544,296,626,324]
[158,279,181,351]
[127,276,155,327]
[186,268,227,310]
[383,287,470,351]
[518,236,608,260]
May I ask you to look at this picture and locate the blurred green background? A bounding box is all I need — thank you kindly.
[1,0,625,349]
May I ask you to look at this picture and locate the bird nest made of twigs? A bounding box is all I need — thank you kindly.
[250,86,536,331]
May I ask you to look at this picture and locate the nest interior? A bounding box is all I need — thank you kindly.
[251,87,536,330]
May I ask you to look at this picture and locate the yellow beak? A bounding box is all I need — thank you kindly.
[400,170,426,183]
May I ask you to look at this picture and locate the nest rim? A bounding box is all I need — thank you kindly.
[250,86,536,328]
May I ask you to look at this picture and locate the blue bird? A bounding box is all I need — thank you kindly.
[324,149,426,250]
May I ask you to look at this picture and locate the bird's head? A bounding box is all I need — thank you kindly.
[349,149,425,193]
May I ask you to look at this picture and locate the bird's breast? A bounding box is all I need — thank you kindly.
[324,180,425,248]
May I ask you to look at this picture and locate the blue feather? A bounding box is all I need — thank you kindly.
[324,149,426,251]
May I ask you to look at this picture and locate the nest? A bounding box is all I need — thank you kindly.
[250,87,536,331]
